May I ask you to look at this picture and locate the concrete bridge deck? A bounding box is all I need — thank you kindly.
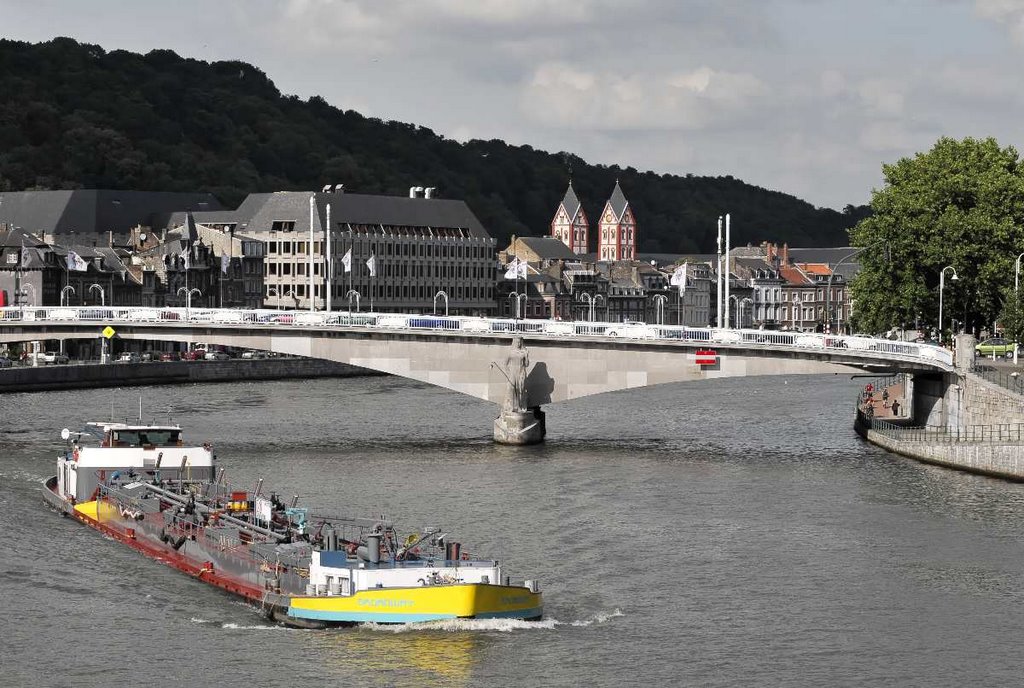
[1,306,954,444]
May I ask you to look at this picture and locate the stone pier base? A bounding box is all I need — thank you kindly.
[493,406,546,445]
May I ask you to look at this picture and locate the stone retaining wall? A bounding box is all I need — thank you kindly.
[856,416,1024,481]
[0,358,379,393]
[962,373,1024,426]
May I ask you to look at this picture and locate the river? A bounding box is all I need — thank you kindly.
[3,373,1024,686]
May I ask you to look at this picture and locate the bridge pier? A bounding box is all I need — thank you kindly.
[494,406,546,445]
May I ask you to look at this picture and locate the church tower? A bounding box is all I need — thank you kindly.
[550,182,589,254]
[597,181,637,261]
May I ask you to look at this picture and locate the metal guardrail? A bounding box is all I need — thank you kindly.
[868,417,1024,443]
[0,306,955,367]
[972,365,1024,397]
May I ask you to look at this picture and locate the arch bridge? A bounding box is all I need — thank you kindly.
[0,307,954,444]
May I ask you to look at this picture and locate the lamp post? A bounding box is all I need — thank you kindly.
[433,290,449,316]
[938,265,958,345]
[267,286,282,311]
[792,297,802,332]
[578,292,604,322]
[20,283,36,306]
[826,247,869,334]
[177,287,201,316]
[87,283,104,307]
[59,286,76,357]
[1015,251,1024,296]
[729,296,752,328]
[653,294,668,325]
[346,289,361,313]
[508,292,527,319]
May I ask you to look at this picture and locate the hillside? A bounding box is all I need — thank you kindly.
[0,37,865,251]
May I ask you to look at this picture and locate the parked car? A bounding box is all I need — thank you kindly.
[204,351,230,361]
[976,337,1016,358]
[183,349,206,361]
[159,352,179,362]
[116,352,140,363]
[40,351,70,364]
[240,350,268,359]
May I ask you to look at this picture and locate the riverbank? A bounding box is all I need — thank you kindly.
[0,357,379,393]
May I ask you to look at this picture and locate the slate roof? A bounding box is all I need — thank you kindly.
[163,191,491,239]
[0,190,222,237]
[607,181,629,219]
[516,236,578,260]
[560,183,582,222]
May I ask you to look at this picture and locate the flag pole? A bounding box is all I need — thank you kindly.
[308,194,315,312]
[326,203,332,314]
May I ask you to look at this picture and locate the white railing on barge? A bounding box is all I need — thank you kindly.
[0,306,954,368]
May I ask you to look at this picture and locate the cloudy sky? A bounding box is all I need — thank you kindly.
[4,0,1024,209]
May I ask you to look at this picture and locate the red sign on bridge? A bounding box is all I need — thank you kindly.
[695,349,717,366]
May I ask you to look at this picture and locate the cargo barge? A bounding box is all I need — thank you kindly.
[43,421,542,626]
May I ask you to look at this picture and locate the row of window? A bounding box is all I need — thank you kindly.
[266,284,494,301]
[265,240,493,260]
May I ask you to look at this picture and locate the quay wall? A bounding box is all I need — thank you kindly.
[856,414,1024,481]
[962,373,1024,427]
[0,358,379,393]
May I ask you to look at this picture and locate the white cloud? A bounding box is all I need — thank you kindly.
[522,63,766,130]
[975,0,1024,42]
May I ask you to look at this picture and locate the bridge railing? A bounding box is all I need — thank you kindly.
[0,306,954,367]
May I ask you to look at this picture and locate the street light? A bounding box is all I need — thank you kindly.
[826,247,869,334]
[792,297,802,332]
[433,290,449,316]
[728,295,752,328]
[507,292,527,319]
[578,292,604,322]
[177,287,201,314]
[938,265,958,345]
[267,286,282,311]
[60,285,76,306]
[653,294,668,325]
[1015,251,1024,296]
[88,283,105,307]
[346,289,361,313]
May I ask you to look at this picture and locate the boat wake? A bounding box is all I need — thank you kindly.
[190,617,298,632]
[364,609,624,634]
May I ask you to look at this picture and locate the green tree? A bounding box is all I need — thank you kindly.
[850,137,1024,338]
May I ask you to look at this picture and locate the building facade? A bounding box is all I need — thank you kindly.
[597,182,637,262]
[550,183,589,254]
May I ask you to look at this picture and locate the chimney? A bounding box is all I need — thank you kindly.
[781,243,789,267]
[321,184,332,192]
[425,187,436,199]
[334,184,344,193]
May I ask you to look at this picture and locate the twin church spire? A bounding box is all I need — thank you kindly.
[550,181,637,261]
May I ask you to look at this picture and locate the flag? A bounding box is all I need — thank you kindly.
[179,247,190,270]
[220,254,230,274]
[66,250,88,272]
[670,263,688,292]
[504,257,527,280]
[341,248,352,273]
[366,253,376,277]
[20,245,31,268]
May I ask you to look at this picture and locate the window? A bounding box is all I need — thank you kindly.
[271,221,296,232]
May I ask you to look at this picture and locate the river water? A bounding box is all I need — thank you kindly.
[3,373,1024,686]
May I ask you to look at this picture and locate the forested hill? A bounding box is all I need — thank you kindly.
[0,37,866,251]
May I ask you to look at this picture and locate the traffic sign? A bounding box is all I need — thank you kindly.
[695,349,717,366]
[102,326,116,339]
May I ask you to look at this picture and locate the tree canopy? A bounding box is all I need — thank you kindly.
[0,37,863,251]
[849,136,1024,338]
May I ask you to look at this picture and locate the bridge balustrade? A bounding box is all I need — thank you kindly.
[0,306,954,368]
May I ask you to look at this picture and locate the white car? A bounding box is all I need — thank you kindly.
[129,309,161,322]
[42,351,70,364]
[204,351,230,361]
[240,350,268,359]
[116,352,140,363]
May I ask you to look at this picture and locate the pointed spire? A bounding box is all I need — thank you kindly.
[561,181,581,222]
[608,180,628,218]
